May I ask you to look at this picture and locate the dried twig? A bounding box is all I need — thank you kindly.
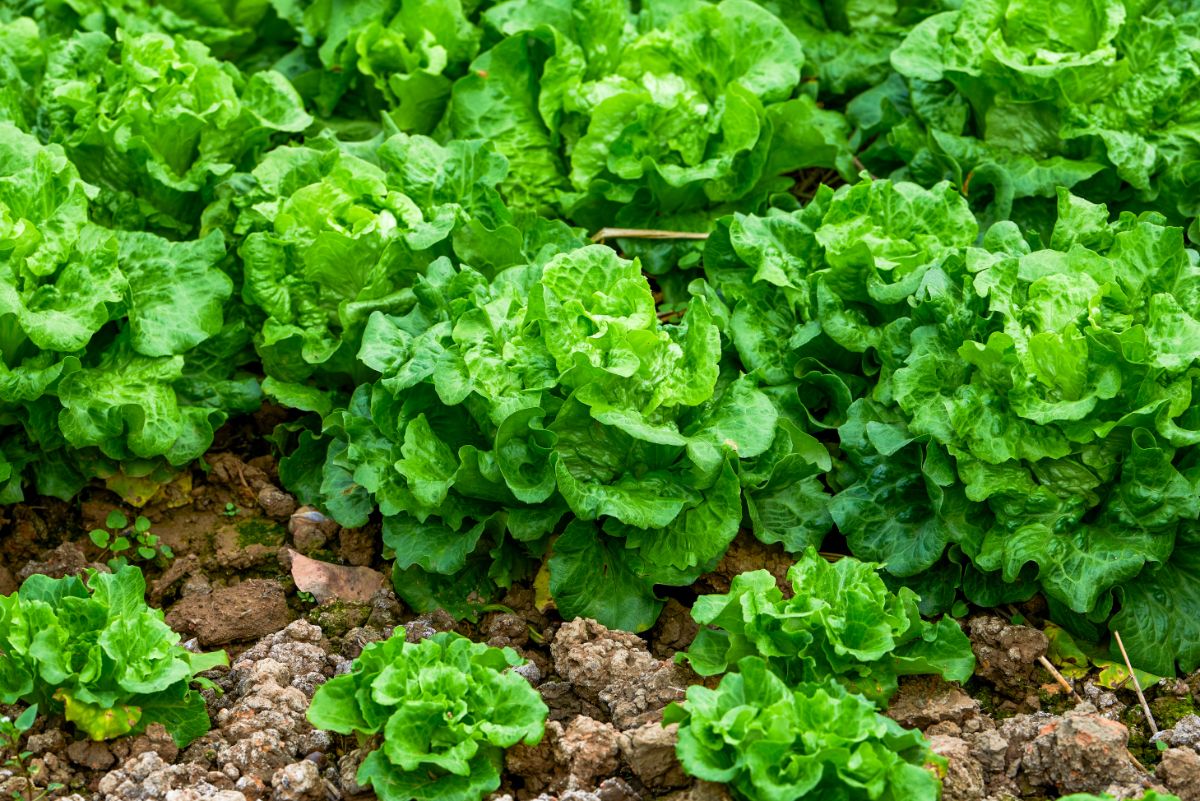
[590,227,710,243]
[1037,655,1082,702]
[1113,630,1158,735]
[851,155,876,180]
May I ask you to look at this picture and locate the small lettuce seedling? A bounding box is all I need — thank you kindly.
[307,631,547,801]
[0,567,226,747]
[682,548,975,704]
[665,657,943,801]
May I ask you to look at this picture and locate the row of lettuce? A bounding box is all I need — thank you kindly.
[5,0,1200,679]
[0,551,980,800]
[1,551,1185,800]
[8,0,1199,234]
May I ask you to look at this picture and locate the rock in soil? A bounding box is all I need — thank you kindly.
[66,738,117,770]
[166,579,293,646]
[1158,747,1200,801]
[619,722,689,791]
[17,541,95,581]
[967,615,1049,706]
[887,676,980,731]
[506,717,621,796]
[550,618,690,730]
[928,735,986,801]
[288,507,337,553]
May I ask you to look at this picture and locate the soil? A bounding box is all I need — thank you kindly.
[2,436,1198,801]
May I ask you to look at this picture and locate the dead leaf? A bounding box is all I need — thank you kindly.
[289,549,385,604]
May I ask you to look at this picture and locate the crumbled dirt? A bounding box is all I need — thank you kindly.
[17,541,97,581]
[1157,748,1200,801]
[968,615,1050,709]
[550,618,691,730]
[649,598,699,659]
[887,676,981,731]
[166,579,294,646]
[692,532,792,596]
[619,723,689,791]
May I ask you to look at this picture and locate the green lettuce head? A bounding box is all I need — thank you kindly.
[306,631,547,801]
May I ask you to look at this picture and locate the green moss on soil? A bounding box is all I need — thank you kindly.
[1150,693,1195,730]
[236,517,285,547]
[308,600,371,637]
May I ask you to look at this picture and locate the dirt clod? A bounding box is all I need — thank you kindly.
[483,612,530,650]
[887,676,980,731]
[167,579,293,645]
[928,735,986,801]
[270,760,324,801]
[17,541,94,581]
[1156,713,1200,750]
[968,615,1049,706]
[257,487,297,521]
[1017,705,1145,795]
[67,739,116,770]
[1158,747,1200,801]
[550,618,690,730]
[619,722,688,791]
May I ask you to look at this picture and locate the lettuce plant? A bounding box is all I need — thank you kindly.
[664,656,943,801]
[7,0,281,62]
[0,122,261,502]
[271,0,485,131]
[872,0,1200,221]
[683,548,974,704]
[288,240,789,629]
[764,0,954,98]
[209,130,578,383]
[705,176,1200,674]
[0,566,227,747]
[446,0,853,231]
[1,21,311,234]
[306,631,547,801]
